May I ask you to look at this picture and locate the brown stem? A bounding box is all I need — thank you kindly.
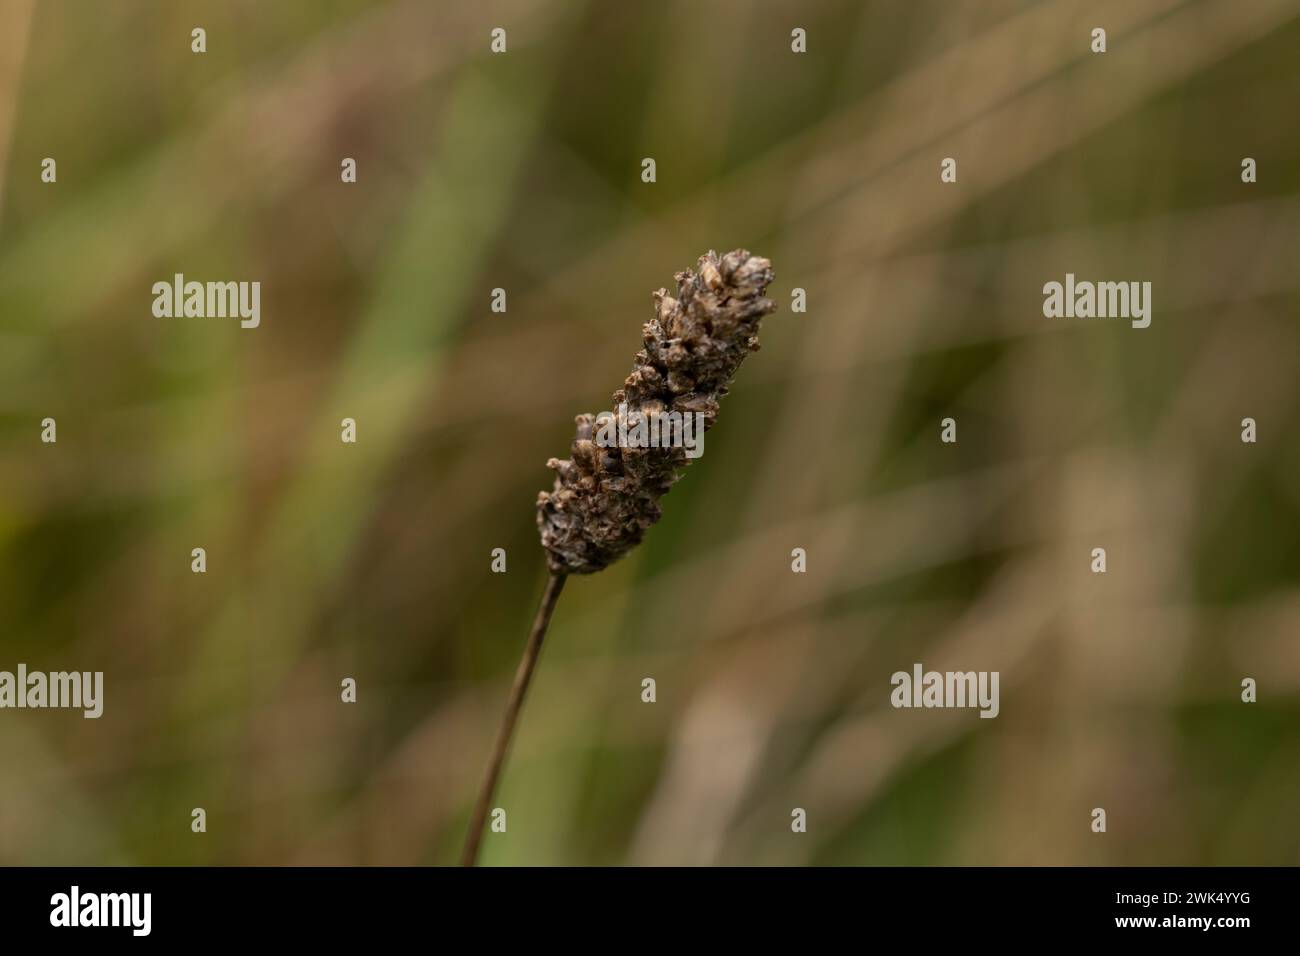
[460,571,567,866]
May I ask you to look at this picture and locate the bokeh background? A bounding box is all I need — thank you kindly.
[2,0,1299,866]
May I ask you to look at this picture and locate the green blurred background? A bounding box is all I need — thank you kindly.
[2,0,1299,865]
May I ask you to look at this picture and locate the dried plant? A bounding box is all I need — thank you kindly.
[461,249,776,865]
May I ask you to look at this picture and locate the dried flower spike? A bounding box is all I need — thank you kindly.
[463,249,775,866]
[537,249,777,574]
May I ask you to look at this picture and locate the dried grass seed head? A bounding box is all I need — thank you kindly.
[537,249,777,575]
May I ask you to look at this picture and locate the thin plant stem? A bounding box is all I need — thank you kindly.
[460,571,567,866]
